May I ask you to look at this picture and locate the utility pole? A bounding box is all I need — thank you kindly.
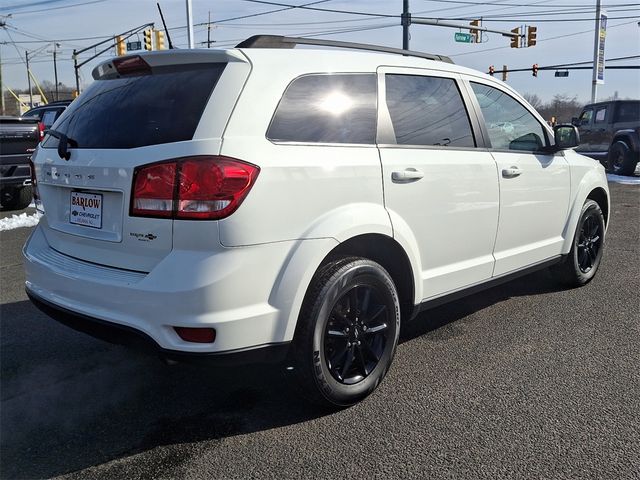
[591,0,604,103]
[26,51,32,108]
[402,0,410,50]
[207,10,211,48]
[0,45,5,115]
[53,43,59,101]
[186,0,194,48]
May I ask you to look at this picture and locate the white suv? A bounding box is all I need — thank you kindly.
[24,36,609,407]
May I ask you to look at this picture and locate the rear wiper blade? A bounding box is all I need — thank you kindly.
[45,129,78,160]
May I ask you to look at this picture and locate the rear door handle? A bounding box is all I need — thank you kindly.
[502,166,522,178]
[392,168,424,183]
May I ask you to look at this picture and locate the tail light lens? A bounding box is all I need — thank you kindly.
[131,156,259,220]
[37,122,45,142]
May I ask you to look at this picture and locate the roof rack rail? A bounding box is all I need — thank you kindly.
[236,35,454,64]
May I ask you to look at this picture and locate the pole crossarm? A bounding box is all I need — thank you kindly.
[410,17,523,38]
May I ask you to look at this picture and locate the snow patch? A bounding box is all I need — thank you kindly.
[607,174,640,185]
[0,212,42,231]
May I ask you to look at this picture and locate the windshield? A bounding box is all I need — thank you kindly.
[42,63,225,150]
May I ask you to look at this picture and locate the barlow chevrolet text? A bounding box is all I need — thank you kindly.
[23,36,609,407]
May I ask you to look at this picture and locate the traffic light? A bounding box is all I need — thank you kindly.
[115,35,126,56]
[510,27,520,48]
[532,63,539,77]
[469,19,480,43]
[527,26,537,47]
[154,30,166,50]
[143,28,153,51]
[489,65,495,76]
[502,65,508,82]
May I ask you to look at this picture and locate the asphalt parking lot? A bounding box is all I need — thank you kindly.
[1,182,638,480]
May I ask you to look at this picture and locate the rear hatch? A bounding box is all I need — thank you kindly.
[33,50,249,272]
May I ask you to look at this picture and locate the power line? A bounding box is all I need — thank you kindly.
[0,0,107,15]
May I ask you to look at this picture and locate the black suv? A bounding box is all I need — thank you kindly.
[574,100,640,176]
[22,100,72,130]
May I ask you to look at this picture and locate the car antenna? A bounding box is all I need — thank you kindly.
[157,2,175,49]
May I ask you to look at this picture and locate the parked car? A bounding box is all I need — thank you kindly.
[22,100,73,130]
[24,36,609,407]
[573,100,640,176]
[0,116,41,210]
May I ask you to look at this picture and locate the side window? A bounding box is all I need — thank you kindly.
[594,107,607,123]
[471,82,548,152]
[267,74,376,144]
[385,74,475,147]
[579,109,593,125]
[614,103,640,123]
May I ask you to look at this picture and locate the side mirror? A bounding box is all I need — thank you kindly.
[554,124,580,149]
[571,117,579,126]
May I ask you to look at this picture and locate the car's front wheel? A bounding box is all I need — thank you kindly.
[291,257,400,408]
[552,199,605,287]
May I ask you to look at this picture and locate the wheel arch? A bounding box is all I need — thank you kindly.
[611,129,640,153]
[562,171,610,253]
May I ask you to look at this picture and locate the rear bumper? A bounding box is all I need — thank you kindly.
[23,224,297,354]
[27,289,290,365]
[0,163,31,188]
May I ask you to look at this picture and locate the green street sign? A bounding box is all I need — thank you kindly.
[455,32,473,43]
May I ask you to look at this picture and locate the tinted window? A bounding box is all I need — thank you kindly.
[580,109,593,125]
[615,102,640,123]
[386,75,474,147]
[471,82,548,152]
[267,74,376,144]
[595,107,607,123]
[41,109,61,128]
[43,64,225,149]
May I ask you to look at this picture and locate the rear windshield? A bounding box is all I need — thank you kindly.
[42,63,225,150]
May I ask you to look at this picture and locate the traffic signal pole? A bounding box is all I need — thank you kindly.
[402,0,410,50]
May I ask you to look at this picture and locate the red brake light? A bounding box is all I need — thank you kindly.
[112,55,151,76]
[131,162,176,218]
[37,122,45,142]
[130,156,259,220]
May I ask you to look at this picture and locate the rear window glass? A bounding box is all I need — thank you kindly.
[267,73,377,144]
[42,64,225,149]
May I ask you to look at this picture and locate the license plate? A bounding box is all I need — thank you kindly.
[70,191,103,229]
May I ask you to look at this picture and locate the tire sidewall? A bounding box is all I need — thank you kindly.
[570,200,605,284]
[309,262,400,406]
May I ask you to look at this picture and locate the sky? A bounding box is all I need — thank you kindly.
[1,0,639,104]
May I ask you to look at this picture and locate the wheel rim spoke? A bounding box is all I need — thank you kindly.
[364,323,388,335]
[327,329,347,338]
[340,346,355,380]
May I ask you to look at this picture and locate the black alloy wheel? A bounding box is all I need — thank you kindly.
[576,211,602,274]
[552,199,605,287]
[323,284,390,385]
[291,256,400,407]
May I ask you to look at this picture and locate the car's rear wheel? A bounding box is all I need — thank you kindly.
[552,199,605,287]
[1,186,32,211]
[291,256,400,408]
[608,141,638,176]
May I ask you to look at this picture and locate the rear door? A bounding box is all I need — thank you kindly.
[466,80,570,276]
[377,67,499,300]
[33,56,242,272]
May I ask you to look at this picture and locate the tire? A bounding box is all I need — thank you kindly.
[0,186,32,211]
[290,256,401,408]
[608,141,639,176]
[552,199,605,287]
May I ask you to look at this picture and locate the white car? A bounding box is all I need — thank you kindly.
[24,36,609,407]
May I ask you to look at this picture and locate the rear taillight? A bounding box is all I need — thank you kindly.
[37,122,45,142]
[131,156,259,220]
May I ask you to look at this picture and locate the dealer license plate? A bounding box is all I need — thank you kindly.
[70,191,103,229]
